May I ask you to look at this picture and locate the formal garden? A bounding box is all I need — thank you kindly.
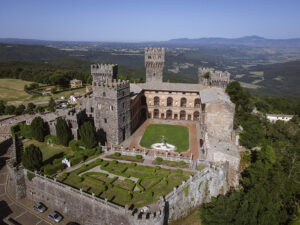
[57,158,194,208]
[139,124,189,152]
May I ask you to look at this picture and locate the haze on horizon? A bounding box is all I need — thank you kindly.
[0,0,299,42]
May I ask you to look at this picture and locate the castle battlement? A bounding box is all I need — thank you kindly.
[93,79,130,90]
[91,64,117,73]
[198,67,230,88]
[145,47,165,54]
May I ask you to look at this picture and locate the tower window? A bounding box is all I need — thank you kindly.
[103,92,106,97]
[123,102,125,109]
[110,105,114,111]
[104,118,107,123]
[123,116,125,122]
[91,107,94,113]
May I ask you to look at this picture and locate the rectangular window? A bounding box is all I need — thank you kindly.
[104,118,107,123]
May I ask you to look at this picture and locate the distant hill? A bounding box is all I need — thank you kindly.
[0,43,66,61]
[165,36,300,47]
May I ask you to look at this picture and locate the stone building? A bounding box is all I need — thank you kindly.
[70,79,83,88]
[198,67,230,88]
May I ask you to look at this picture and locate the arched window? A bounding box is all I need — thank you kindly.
[180,110,186,120]
[180,98,187,107]
[194,98,201,108]
[154,96,160,106]
[167,97,173,107]
[166,110,172,119]
[193,111,200,121]
[154,109,159,119]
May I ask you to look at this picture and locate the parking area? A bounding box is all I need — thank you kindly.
[0,146,78,225]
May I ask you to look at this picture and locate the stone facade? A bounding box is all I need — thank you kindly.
[198,67,230,88]
[145,48,165,83]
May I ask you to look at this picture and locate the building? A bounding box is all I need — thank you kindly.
[70,79,83,88]
[44,48,239,173]
[266,114,293,123]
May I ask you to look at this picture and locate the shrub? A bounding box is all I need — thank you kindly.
[70,155,84,166]
[45,135,60,145]
[83,175,105,185]
[95,158,103,164]
[69,140,84,151]
[156,157,163,163]
[74,176,83,183]
[84,148,97,157]
[161,180,168,185]
[113,186,128,194]
[128,162,136,168]
[137,179,145,191]
[147,177,163,190]
[136,155,143,160]
[179,160,186,166]
[108,177,118,184]
[44,163,65,175]
[111,160,118,165]
[114,152,121,157]
[175,169,183,174]
[154,166,161,170]
[27,171,35,181]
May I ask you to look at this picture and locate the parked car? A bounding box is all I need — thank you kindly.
[48,211,63,223]
[33,202,47,213]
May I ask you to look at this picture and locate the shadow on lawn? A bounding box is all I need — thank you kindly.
[43,152,64,166]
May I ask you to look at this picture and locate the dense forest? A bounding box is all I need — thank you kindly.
[200,81,300,225]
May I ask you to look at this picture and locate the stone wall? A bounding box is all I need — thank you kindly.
[165,162,229,222]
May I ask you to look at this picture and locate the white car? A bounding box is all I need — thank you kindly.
[48,211,63,223]
[33,202,47,213]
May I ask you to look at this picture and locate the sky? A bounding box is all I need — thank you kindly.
[0,0,299,42]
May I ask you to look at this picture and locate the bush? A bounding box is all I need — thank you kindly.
[137,179,145,191]
[128,162,136,168]
[69,140,85,151]
[114,152,121,157]
[74,176,83,183]
[113,186,128,194]
[156,157,163,163]
[179,161,186,166]
[27,171,35,181]
[161,180,168,185]
[111,160,118,165]
[44,163,65,175]
[83,175,105,185]
[154,166,161,170]
[84,148,97,157]
[45,135,60,145]
[70,155,84,166]
[175,169,183,174]
[136,155,143,160]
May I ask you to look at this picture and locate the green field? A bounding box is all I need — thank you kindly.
[59,159,193,208]
[0,78,86,105]
[139,124,189,152]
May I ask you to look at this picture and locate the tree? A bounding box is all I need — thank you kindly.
[56,117,72,146]
[79,121,97,148]
[48,97,56,112]
[5,105,16,115]
[0,100,5,115]
[35,105,45,113]
[22,144,43,171]
[26,102,36,114]
[31,116,46,142]
[51,87,57,94]
[15,104,25,115]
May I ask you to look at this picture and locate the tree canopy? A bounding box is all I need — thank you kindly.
[22,144,43,171]
[55,117,72,146]
[31,116,48,142]
[79,121,97,149]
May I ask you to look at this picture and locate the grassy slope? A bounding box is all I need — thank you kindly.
[0,78,86,105]
[139,124,189,152]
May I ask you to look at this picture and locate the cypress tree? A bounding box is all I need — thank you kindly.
[56,117,72,146]
[31,116,46,142]
[22,144,43,171]
[79,121,97,148]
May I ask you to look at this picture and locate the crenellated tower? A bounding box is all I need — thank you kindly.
[198,67,230,89]
[91,64,131,145]
[145,48,165,83]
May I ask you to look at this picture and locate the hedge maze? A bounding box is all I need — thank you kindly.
[58,159,193,208]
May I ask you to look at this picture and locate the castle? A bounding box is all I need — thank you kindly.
[43,47,239,175]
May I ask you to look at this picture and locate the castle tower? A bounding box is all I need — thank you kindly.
[145,48,165,83]
[92,64,131,145]
[198,67,230,89]
[91,64,118,83]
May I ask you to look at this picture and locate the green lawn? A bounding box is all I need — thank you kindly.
[24,139,73,162]
[139,124,189,152]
